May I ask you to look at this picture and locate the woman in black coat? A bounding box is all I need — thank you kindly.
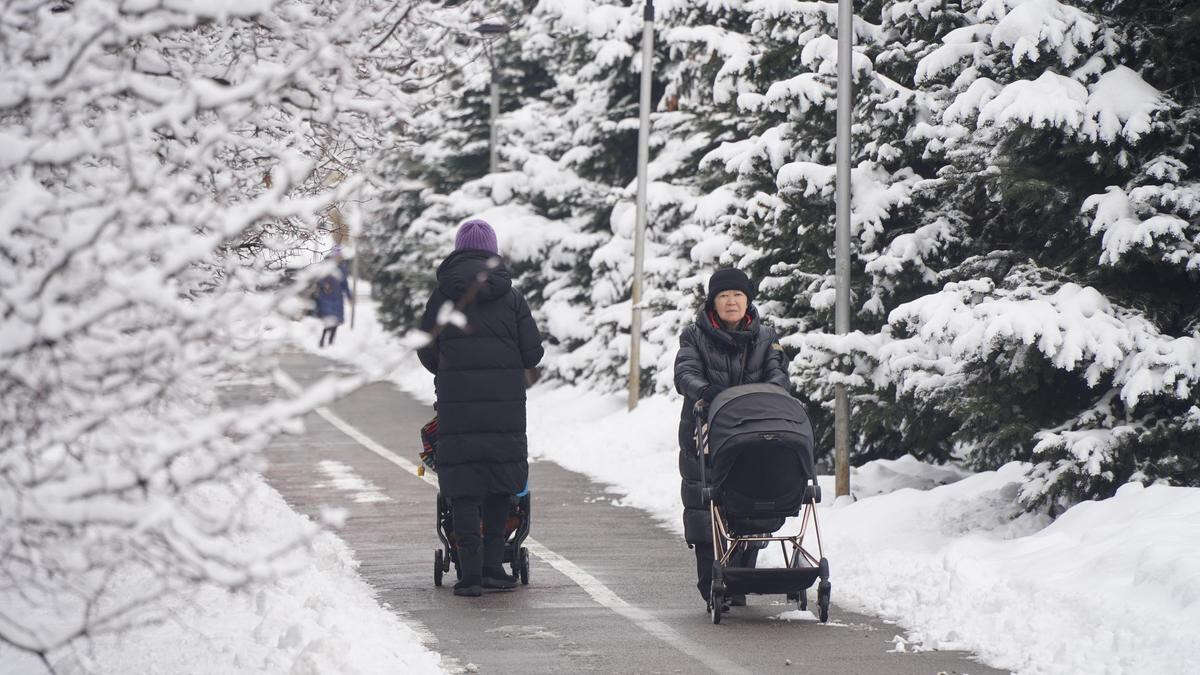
[673,268,789,605]
[417,219,544,597]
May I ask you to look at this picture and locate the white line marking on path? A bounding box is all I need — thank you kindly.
[276,370,749,675]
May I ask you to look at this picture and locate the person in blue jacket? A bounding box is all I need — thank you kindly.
[315,249,352,347]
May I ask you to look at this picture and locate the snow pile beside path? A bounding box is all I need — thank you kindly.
[844,453,970,497]
[811,471,1200,673]
[0,475,443,674]
[526,385,682,526]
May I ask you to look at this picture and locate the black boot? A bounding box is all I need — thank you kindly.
[482,566,518,590]
[480,494,514,590]
[451,497,485,596]
[453,575,482,597]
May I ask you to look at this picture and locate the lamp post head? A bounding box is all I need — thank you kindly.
[475,21,510,36]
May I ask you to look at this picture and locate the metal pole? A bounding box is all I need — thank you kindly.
[628,0,654,411]
[350,242,359,329]
[834,0,854,497]
[488,47,500,174]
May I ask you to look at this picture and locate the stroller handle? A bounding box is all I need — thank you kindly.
[694,411,712,505]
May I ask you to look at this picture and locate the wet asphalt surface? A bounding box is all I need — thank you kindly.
[242,351,1005,674]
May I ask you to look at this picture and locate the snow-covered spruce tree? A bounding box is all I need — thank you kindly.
[0,0,444,664]
[519,0,656,390]
[623,0,772,394]
[369,0,650,390]
[790,0,1200,506]
[483,0,757,393]
[366,0,1197,509]
[1022,0,1200,505]
[370,0,780,394]
[369,0,560,331]
[370,21,498,329]
[691,1,947,463]
[505,0,778,394]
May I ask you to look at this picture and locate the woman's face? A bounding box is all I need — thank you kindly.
[715,290,748,325]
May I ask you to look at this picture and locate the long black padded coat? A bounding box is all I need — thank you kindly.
[417,249,545,499]
[673,305,789,544]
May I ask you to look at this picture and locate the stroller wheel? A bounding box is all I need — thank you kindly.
[709,579,726,624]
[817,580,831,623]
[518,547,530,585]
[434,549,444,587]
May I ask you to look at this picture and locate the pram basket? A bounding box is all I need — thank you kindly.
[696,383,831,624]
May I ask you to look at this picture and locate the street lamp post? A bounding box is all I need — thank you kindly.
[834,0,854,498]
[628,0,654,411]
[486,49,500,173]
[476,21,510,174]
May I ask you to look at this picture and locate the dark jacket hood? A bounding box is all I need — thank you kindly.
[436,249,513,302]
[695,304,762,350]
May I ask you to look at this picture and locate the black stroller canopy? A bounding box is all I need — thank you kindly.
[698,384,832,625]
[706,384,815,517]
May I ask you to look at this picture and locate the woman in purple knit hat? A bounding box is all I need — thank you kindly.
[417,219,544,597]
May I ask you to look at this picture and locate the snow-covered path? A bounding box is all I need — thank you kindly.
[263,349,1002,674]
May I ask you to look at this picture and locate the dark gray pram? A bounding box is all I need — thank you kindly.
[696,383,831,624]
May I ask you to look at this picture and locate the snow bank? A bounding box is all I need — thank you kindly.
[0,474,443,674]
[833,476,1200,673]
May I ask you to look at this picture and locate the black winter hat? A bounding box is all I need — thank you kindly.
[706,268,754,308]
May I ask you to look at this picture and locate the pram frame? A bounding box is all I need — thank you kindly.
[433,491,532,587]
[695,397,831,624]
[708,496,824,569]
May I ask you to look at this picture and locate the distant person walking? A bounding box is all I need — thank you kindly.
[674,268,789,605]
[417,219,544,597]
[315,248,352,348]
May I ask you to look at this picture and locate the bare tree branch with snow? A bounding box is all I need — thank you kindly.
[0,0,466,667]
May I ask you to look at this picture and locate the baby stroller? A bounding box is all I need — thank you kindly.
[421,418,532,587]
[695,384,831,624]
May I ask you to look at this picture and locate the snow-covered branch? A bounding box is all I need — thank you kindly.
[0,0,467,664]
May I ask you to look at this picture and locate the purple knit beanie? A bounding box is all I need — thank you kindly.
[454,219,498,254]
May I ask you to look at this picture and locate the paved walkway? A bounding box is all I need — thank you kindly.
[242,350,1004,674]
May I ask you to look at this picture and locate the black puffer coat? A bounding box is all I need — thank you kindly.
[673,305,789,544]
[417,250,544,498]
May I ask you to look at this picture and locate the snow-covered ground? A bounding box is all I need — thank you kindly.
[0,473,444,674]
[339,288,1200,675]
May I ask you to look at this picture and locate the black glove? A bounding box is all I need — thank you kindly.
[700,385,722,403]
